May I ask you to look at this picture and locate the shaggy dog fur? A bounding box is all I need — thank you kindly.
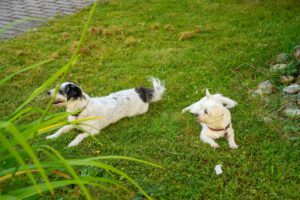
[46,78,165,147]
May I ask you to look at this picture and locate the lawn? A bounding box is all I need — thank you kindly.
[0,0,300,199]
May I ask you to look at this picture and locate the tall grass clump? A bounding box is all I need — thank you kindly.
[0,2,161,199]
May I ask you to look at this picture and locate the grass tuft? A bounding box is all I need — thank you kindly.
[102,28,114,37]
[150,22,160,30]
[164,24,175,31]
[178,31,196,41]
[124,36,137,46]
[88,26,103,35]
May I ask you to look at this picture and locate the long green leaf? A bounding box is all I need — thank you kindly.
[42,145,92,200]
[5,122,53,194]
[8,179,119,200]
[0,194,17,200]
[8,180,76,199]
[10,63,70,117]
[0,127,41,193]
[41,2,97,119]
[66,159,153,200]
[75,156,163,169]
[0,59,53,86]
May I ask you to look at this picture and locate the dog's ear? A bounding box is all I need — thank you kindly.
[205,89,212,99]
[66,84,82,100]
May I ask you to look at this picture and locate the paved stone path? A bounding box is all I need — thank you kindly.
[0,0,94,40]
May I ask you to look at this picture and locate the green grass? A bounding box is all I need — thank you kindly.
[1,0,300,199]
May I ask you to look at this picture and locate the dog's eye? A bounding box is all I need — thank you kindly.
[204,109,208,114]
[192,113,198,117]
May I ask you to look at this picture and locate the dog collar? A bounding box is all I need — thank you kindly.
[71,103,88,118]
[207,123,231,138]
[207,123,230,132]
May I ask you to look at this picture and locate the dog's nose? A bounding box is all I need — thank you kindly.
[47,90,51,95]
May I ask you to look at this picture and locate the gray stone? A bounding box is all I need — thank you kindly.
[252,80,274,97]
[270,64,288,72]
[284,108,300,117]
[283,84,300,94]
[275,53,290,63]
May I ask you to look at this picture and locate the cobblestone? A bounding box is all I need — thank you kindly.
[0,0,94,40]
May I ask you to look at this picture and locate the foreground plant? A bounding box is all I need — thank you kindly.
[0,2,161,199]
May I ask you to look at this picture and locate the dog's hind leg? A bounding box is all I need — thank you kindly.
[68,129,99,147]
[46,125,74,140]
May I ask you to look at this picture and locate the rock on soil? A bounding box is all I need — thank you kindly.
[283,83,300,94]
[252,80,274,97]
[270,64,288,72]
[284,108,300,117]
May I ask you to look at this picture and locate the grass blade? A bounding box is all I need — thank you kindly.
[66,159,153,200]
[5,122,53,194]
[42,145,92,200]
[8,180,76,199]
[0,59,53,86]
[77,156,163,169]
[0,126,41,193]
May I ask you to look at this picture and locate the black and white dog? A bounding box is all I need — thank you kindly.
[46,78,165,147]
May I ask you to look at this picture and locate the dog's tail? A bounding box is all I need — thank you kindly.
[150,77,165,103]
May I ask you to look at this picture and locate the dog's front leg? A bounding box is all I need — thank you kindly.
[68,129,99,147]
[46,125,74,140]
[200,133,220,149]
[227,128,238,149]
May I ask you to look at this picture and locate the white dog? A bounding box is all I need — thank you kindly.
[46,78,165,147]
[182,90,238,149]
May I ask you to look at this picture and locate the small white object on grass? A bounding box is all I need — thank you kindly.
[215,164,223,175]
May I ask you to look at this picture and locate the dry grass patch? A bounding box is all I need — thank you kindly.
[80,46,90,55]
[150,22,160,30]
[16,50,30,56]
[88,26,104,35]
[71,41,79,52]
[124,36,137,46]
[62,32,71,39]
[71,41,90,55]
[111,25,124,35]
[50,52,59,59]
[178,31,196,41]
[164,24,175,31]
[89,26,124,37]
[102,28,114,37]
[178,26,203,41]
[195,26,201,33]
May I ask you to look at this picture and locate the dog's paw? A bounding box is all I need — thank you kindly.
[68,137,84,147]
[229,144,238,149]
[46,134,57,140]
[68,140,80,148]
[211,143,220,149]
